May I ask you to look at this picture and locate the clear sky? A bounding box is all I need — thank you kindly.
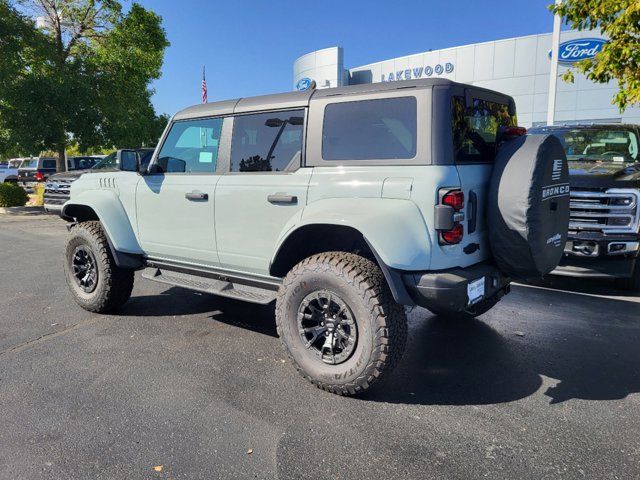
[133,0,558,116]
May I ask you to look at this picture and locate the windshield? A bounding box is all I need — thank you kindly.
[531,127,639,163]
[20,159,38,169]
[92,152,117,170]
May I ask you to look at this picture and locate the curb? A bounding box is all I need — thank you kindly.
[0,205,45,215]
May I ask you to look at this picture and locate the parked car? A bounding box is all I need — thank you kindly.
[60,79,569,395]
[44,149,153,213]
[529,124,640,290]
[0,158,23,183]
[17,157,57,191]
[66,155,104,171]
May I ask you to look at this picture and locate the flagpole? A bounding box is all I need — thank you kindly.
[547,0,562,126]
[202,65,208,104]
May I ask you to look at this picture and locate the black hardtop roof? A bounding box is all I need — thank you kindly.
[173,78,512,120]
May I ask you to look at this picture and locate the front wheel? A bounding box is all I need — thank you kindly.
[64,221,134,313]
[276,252,407,396]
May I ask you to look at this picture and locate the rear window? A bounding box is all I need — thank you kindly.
[322,97,417,161]
[452,96,515,163]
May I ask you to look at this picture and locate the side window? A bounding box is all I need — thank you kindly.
[156,117,223,173]
[322,97,417,161]
[452,96,515,163]
[230,110,304,172]
[43,160,57,169]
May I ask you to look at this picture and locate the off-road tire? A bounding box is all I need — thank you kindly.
[64,221,134,313]
[276,252,407,396]
[428,296,499,320]
[615,266,640,292]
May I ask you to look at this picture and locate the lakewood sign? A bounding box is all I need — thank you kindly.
[550,38,607,65]
[381,62,454,83]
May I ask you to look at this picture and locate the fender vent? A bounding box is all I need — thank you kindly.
[99,177,117,190]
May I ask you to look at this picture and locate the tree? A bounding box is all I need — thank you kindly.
[550,0,640,111]
[0,1,169,169]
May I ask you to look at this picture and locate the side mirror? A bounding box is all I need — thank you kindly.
[154,157,186,173]
[119,150,139,172]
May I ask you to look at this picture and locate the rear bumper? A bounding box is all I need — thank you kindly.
[401,262,510,313]
[553,256,637,278]
[553,232,639,279]
[43,203,63,212]
[18,181,37,193]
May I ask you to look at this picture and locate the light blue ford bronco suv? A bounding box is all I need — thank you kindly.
[62,79,570,395]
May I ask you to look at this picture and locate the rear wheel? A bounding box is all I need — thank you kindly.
[276,252,407,396]
[64,221,134,313]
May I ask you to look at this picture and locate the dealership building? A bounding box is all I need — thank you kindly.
[293,31,640,127]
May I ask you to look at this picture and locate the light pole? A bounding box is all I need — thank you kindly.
[547,0,562,126]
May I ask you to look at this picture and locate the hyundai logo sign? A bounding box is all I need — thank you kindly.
[296,77,313,91]
[550,38,607,65]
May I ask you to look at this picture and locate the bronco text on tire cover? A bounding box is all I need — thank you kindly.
[488,134,570,280]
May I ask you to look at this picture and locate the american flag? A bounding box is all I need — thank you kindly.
[201,66,208,104]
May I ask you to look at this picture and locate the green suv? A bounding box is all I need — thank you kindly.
[61,79,570,395]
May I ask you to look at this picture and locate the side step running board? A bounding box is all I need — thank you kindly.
[142,267,279,305]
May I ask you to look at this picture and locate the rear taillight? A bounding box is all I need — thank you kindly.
[499,126,527,141]
[35,172,44,182]
[442,190,464,211]
[441,224,464,244]
[438,188,465,245]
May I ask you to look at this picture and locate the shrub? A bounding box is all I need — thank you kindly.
[0,182,28,207]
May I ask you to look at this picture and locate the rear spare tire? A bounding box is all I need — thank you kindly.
[488,134,570,280]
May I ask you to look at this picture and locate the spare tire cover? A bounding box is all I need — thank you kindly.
[488,134,570,279]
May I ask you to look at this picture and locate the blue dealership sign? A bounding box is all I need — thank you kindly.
[296,77,313,91]
[551,38,607,65]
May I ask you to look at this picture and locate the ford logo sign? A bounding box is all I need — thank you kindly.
[296,77,313,91]
[550,38,607,65]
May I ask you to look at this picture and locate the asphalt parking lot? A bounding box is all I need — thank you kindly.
[1,214,639,480]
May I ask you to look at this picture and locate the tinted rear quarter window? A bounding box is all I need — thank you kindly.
[322,97,417,161]
[452,96,515,163]
[42,160,57,169]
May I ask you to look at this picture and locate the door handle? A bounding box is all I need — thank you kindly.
[185,191,208,201]
[267,194,297,204]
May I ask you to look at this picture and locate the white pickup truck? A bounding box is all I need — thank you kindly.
[0,159,23,183]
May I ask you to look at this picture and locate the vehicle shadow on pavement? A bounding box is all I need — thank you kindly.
[118,287,279,337]
[530,275,640,298]
[363,287,640,406]
[362,316,544,406]
[116,287,224,317]
[118,286,640,407]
